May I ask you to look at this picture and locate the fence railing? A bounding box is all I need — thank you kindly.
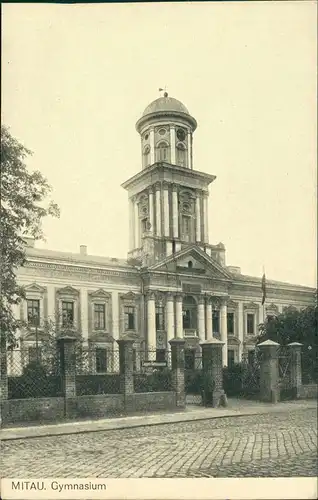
[75,349,121,396]
[133,349,172,393]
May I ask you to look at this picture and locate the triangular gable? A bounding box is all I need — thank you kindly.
[149,245,232,280]
[24,283,46,293]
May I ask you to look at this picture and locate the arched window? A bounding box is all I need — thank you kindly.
[176,142,187,167]
[156,141,170,162]
[182,296,197,330]
[143,145,151,168]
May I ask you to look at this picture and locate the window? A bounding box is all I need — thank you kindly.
[227,312,234,335]
[155,306,165,330]
[228,349,235,368]
[156,142,169,162]
[95,348,107,373]
[212,311,220,333]
[181,215,191,241]
[247,313,255,335]
[184,349,195,370]
[156,349,166,362]
[124,306,135,330]
[267,315,274,323]
[176,143,186,167]
[188,260,193,269]
[62,301,74,327]
[172,240,176,254]
[248,350,255,365]
[94,303,105,330]
[27,299,40,326]
[28,346,40,364]
[182,296,197,330]
[141,218,148,234]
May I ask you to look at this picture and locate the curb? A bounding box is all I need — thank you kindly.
[1,403,316,442]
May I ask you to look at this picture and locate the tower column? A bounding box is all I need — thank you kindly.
[170,126,176,165]
[203,193,209,243]
[175,294,183,339]
[155,184,162,236]
[220,299,228,367]
[163,182,170,237]
[172,185,179,238]
[134,200,140,248]
[187,130,192,169]
[150,127,155,165]
[148,187,154,233]
[196,193,201,242]
[129,198,135,250]
[147,292,156,359]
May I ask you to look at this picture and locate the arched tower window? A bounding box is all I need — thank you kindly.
[143,145,151,168]
[176,142,187,167]
[156,141,170,162]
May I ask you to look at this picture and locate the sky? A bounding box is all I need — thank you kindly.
[2,2,317,287]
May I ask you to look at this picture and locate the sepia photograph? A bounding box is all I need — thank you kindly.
[0,1,317,498]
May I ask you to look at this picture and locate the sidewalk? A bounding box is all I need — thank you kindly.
[1,398,316,441]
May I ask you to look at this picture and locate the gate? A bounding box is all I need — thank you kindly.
[278,346,293,400]
[240,350,262,399]
[185,354,203,405]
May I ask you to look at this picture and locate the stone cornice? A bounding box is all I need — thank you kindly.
[23,260,139,278]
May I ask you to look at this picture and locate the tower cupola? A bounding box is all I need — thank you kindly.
[136,93,197,170]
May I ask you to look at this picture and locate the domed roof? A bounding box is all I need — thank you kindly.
[142,94,190,117]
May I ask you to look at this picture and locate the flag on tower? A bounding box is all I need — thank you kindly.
[261,272,266,305]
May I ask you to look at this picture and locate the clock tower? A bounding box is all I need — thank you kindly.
[122,93,225,267]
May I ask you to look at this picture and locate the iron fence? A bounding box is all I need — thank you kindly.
[133,349,173,393]
[7,349,63,399]
[75,349,121,396]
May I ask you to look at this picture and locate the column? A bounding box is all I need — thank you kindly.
[203,194,209,243]
[170,126,176,164]
[206,298,213,340]
[169,338,186,408]
[155,184,161,236]
[200,338,227,407]
[237,301,244,362]
[220,299,228,367]
[258,339,280,403]
[148,188,154,233]
[175,294,183,339]
[196,194,201,242]
[198,297,206,342]
[150,127,155,164]
[172,185,179,238]
[147,292,156,359]
[288,342,303,399]
[129,198,135,250]
[187,131,192,169]
[166,294,175,345]
[163,183,170,237]
[80,288,88,343]
[117,339,134,412]
[111,291,120,342]
[134,201,140,248]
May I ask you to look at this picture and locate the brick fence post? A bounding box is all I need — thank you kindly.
[0,338,8,426]
[200,338,227,407]
[287,342,302,399]
[57,336,76,418]
[117,339,134,413]
[258,340,280,403]
[169,338,186,408]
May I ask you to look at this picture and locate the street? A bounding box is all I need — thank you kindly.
[2,408,317,478]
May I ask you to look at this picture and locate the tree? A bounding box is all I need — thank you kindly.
[257,300,317,382]
[1,126,60,345]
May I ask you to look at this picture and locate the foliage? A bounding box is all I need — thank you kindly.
[1,126,60,344]
[184,369,203,395]
[134,368,172,393]
[76,374,121,396]
[257,300,318,382]
[8,360,62,399]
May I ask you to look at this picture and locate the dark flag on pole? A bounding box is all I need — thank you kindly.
[261,273,266,305]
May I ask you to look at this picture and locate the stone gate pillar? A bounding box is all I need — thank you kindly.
[57,336,77,418]
[117,338,134,412]
[0,338,8,426]
[200,338,227,407]
[258,340,280,403]
[288,342,302,399]
[169,338,186,408]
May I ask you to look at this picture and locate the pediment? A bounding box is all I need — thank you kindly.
[120,291,139,300]
[149,246,231,281]
[243,301,258,310]
[89,288,111,299]
[89,331,114,343]
[57,286,79,296]
[24,283,46,294]
[266,303,279,312]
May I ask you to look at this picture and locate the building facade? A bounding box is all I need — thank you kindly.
[13,93,315,373]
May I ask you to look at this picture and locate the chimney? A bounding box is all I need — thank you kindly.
[80,245,87,256]
[23,237,35,248]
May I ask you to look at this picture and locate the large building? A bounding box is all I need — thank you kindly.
[13,93,315,372]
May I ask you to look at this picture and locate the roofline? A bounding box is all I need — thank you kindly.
[136,110,197,133]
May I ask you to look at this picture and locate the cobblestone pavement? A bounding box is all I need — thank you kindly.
[2,409,317,478]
